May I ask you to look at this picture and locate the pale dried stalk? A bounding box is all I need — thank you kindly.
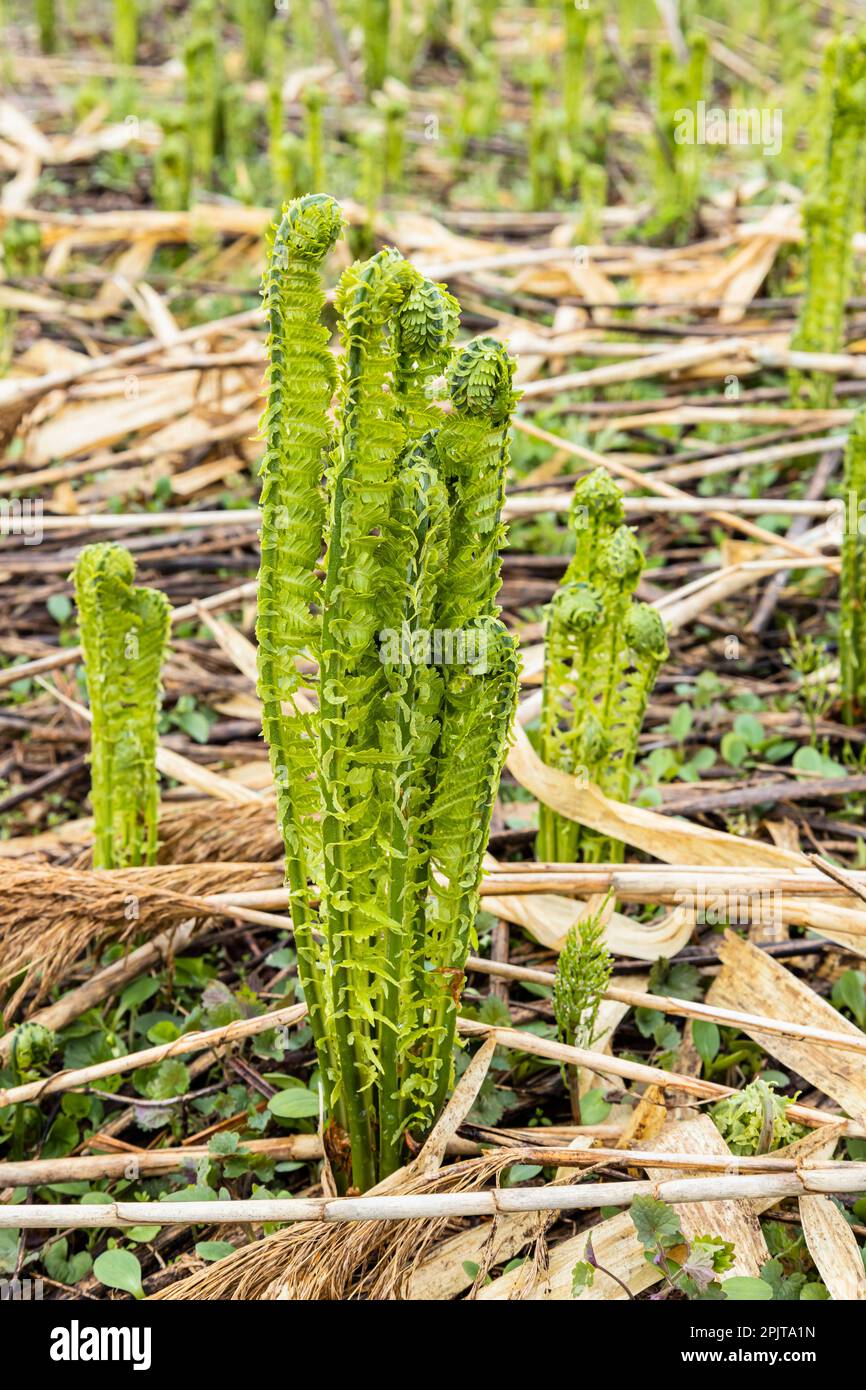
[3,1167,865,1230]
[455,1020,864,1136]
[463,955,866,1059]
[0,1137,321,1187]
[0,1002,307,1108]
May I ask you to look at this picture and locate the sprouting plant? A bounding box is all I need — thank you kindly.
[113,0,137,66]
[184,0,221,189]
[553,896,613,1122]
[577,160,606,245]
[10,1022,57,1083]
[2,219,42,278]
[602,1196,734,1301]
[528,66,557,210]
[153,129,191,211]
[73,542,171,871]
[380,92,408,193]
[562,0,590,150]
[454,53,500,161]
[36,0,57,54]
[303,87,325,195]
[711,1079,807,1156]
[233,0,270,77]
[790,34,866,409]
[265,25,301,201]
[362,0,390,92]
[839,405,866,722]
[537,468,668,864]
[222,82,256,202]
[780,623,835,746]
[651,33,709,242]
[256,194,520,1190]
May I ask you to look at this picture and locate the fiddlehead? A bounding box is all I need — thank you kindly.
[539,470,666,863]
[436,336,518,630]
[255,227,517,1189]
[255,192,343,1092]
[407,618,520,1128]
[840,405,866,722]
[74,542,170,872]
[791,34,866,408]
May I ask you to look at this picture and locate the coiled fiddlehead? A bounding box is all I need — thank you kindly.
[73,542,170,871]
[791,34,866,408]
[256,192,343,1110]
[840,405,866,722]
[538,468,667,863]
[257,203,518,1188]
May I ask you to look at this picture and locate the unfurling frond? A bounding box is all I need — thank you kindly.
[538,467,668,863]
[74,541,170,872]
[256,198,519,1189]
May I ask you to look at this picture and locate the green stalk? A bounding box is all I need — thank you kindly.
[538,469,663,864]
[74,543,170,871]
[840,406,866,722]
[113,0,137,66]
[255,195,344,1133]
[790,34,866,408]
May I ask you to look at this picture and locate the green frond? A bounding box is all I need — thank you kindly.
[538,470,666,863]
[791,34,866,407]
[256,220,518,1189]
[839,405,866,721]
[74,541,170,872]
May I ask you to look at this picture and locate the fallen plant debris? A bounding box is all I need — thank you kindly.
[0,0,865,1323]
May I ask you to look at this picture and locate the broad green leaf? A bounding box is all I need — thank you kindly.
[93,1249,144,1300]
[195,1241,236,1262]
[692,1020,720,1064]
[722,1276,774,1300]
[267,1087,321,1119]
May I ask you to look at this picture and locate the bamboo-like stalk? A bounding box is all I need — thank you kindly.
[5,997,859,1137]
[3,1166,864,1229]
[464,956,866,1058]
[11,492,849,533]
[455,1020,864,1136]
[0,1137,320,1188]
[0,1002,307,1110]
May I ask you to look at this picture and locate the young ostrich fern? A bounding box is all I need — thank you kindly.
[790,34,866,409]
[840,405,866,722]
[256,194,519,1189]
[538,468,667,864]
[74,542,171,871]
[553,898,613,1123]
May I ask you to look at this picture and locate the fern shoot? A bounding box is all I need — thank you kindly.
[36,0,57,54]
[537,468,668,864]
[184,1,221,189]
[562,0,590,150]
[553,897,613,1122]
[651,34,708,242]
[303,87,325,196]
[256,197,519,1189]
[73,542,171,872]
[840,405,866,722]
[113,0,137,66]
[362,0,390,92]
[790,34,866,409]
